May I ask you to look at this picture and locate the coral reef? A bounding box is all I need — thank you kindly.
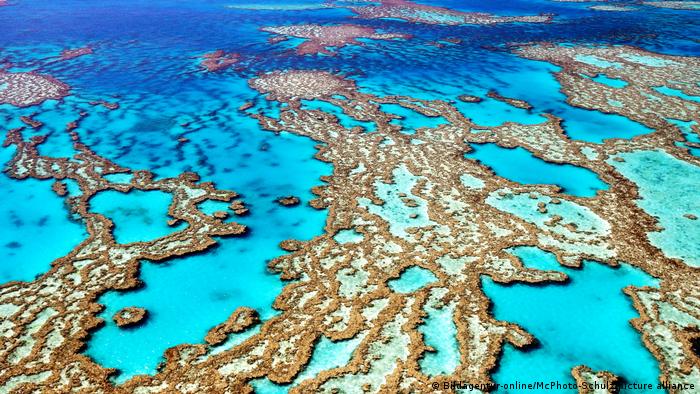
[262,24,410,55]
[0,71,70,107]
[342,0,553,25]
[113,307,148,328]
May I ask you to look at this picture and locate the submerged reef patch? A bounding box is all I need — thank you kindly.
[60,46,93,61]
[199,50,240,72]
[262,24,410,56]
[342,0,553,26]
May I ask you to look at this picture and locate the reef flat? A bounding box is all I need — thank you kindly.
[0,0,699,393]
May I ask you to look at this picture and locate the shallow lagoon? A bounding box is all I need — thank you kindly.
[89,190,185,244]
[250,333,366,392]
[485,247,661,392]
[388,266,437,293]
[608,150,700,268]
[87,188,329,381]
[466,143,608,197]
[419,301,460,377]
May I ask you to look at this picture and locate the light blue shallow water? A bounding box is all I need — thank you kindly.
[89,190,186,244]
[358,165,435,239]
[250,334,365,393]
[333,228,365,244]
[589,73,629,88]
[653,86,700,103]
[608,150,700,267]
[388,266,437,293]
[419,302,460,376]
[485,247,661,393]
[669,119,700,157]
[465,143,608,197]
[0,172,87,284]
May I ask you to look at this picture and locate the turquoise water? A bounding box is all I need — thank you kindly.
[465,143,608,197]
[89,190,186,244]
[358,55,653,143]
[608,150,700,267]
[454,93,545,127]
[486,247,661,392]
[388,266,437,293]
[419,301,460,376]
[552,105,653,143]
[103,173,133,184]
[250,379,289,394]
[358,165,435,239]
[196,199,232,217]
[87,191,328,382]
[0,172,86,284]
[250,334,364,392]
[669,119,700,157]
[654,86,700,103]
[574,54,623,69]
[589,73,629,88]
[334,228,365,244]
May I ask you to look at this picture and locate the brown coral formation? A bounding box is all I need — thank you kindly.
[19,115,43,129]
[487,90,534,110]
[89,100,120,110]
[0,71,70,107]
[200,50,240,72]
[60,46,93,60]
[261,24,410,55]
[276,195,301,206]
[249,70,356,100]
[458,94,483,103]
[113,307,148,328]
[1,44,700,394]
[643,1,700,10]
[204,307,259,346]
[229,200,249,216]
[572,366,619,393]
[343,0,553,25]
